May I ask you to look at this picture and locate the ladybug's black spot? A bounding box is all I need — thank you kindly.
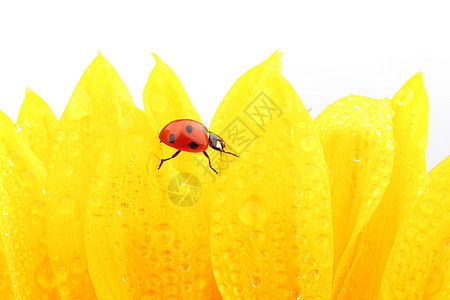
[188,141,199,149]
[186,125,193,133]
[169,133,175,143]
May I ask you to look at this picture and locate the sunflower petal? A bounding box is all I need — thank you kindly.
[335,73,429,298]
[314,95,395,295]
[0,110,59,299]
[17,88,58,167]
[425,217,450,300]
[381,155,449,298]
[209,51,333,299]
[86,102,221,299]
[143,53,205,175]
[143,53,201,125]
[45,53,133,298]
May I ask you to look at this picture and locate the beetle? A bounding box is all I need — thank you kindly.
[158,119,238,174]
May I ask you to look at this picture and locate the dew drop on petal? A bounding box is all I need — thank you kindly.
[395,87,414,106]
[316,234,330,248]
[300,135,316,152]
[238,199,267,226]
[250,230,265,243]
[62,161,74,175]
[88,194,101,207]
[421,201,434,214]
[180,263,190,272]
[252,276,261,287]
[35,260,54,288]
[19,170,35,186]
[55,265,68,280]
[59,197,74,214]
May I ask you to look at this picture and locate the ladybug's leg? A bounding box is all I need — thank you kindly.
[158,150,181,169]
[203,151,218,174]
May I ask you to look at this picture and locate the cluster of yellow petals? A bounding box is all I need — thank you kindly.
[0,51,448,300]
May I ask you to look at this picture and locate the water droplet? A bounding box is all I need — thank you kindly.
[395,87,414,106]
[211,224,222,233]
[62,162,73,175]
[69,130,80,141]
[421,201,434,214]
[31,201,46,214]
[35,259,55,288]
[55,265,68,280]
[180,263,190,272]
[184,282,193,292]
[88,194,101,206]
[59,196,74,214]
[301,135,316,152]
[303,164,316,176]
[153,223,174,245]
[353,150,362,162]
[417,232,427,242]
[19,170,35,186]
[406,227,417,236]
[316,234,330,248]
[252,276,261,287]
[72,257,83,273]
[284,123,295,136]
[16,125,22,133]
[250,230,265,243]
[380,160,391,173]
[291,289,301,299]
[24,117,35,127]
[118,113,134,130]
[238,199,267,226]
[229,285,242,296]
[194,223,207,237]
[370,185,381,196]
[194,278,207,291]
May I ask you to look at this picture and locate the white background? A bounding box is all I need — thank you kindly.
[0,1,449,170]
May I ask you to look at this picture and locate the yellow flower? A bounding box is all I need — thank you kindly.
[0,51,448,300]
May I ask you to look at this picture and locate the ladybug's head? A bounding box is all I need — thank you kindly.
[208,132,226,151]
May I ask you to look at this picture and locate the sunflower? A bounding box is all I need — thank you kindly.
[0,51,448,300]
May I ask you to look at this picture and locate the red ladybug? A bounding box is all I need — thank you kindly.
[158,119,238,174]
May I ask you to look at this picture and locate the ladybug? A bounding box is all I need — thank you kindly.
[158,119,238,174]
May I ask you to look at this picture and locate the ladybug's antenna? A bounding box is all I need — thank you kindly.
[222,150,239,157]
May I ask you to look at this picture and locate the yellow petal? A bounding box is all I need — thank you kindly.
[209,51,333,299]
[381,155,449,298]
[142,53,220,299]
[425,211,450,300]
[17,88,58,167]
[143,53,201,125]
[0,110,59,299]
[86,102,221,299]
[335,73,429,298]
[314,95,395,294]
[45,53,133,299]
[0,240,13,298]
[143,53,204,175]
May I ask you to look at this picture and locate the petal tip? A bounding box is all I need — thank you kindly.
[268,49,283,63]
[151,52,160,62]
[25,87,33,96]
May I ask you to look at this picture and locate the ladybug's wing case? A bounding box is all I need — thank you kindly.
[159,119,209,153]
